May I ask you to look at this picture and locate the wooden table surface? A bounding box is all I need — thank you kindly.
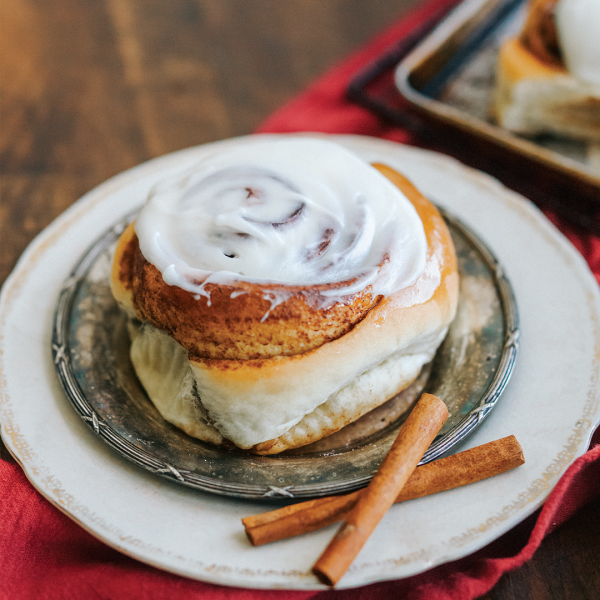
[1,1,599,598]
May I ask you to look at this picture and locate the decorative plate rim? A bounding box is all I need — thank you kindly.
[1,135,599,590]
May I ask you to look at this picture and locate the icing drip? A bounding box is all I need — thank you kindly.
[135,137,427,306]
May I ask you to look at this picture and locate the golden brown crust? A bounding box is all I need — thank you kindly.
[126,253,379,360]
[520,0,562,68]
[110,222,138,317]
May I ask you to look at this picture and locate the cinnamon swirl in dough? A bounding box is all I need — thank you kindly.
[111,136,458,454]
[493,0,600,142]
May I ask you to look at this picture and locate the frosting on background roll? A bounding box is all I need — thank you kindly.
[555,0,600,85]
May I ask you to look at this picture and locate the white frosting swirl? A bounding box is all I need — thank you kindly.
[135,137,427,303]
[555,0,600,85]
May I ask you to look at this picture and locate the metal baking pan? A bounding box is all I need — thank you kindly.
[394,0,600,192]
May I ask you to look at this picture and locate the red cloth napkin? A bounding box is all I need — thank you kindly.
[2,0,599,598]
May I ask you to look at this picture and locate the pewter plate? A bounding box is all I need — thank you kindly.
[52,208,518,500]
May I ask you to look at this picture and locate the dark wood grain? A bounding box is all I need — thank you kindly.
[0,0,418,284]
[1,1,599,598]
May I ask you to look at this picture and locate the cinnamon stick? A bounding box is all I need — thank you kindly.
[243,435,524,547]
[312,393,448,586]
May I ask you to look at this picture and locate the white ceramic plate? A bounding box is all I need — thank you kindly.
[1,135,599,590]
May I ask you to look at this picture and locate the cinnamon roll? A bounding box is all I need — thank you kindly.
[493,0,600,142]
[111,136,458,454]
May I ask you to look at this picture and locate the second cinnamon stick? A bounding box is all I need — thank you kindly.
[243,435,525,546]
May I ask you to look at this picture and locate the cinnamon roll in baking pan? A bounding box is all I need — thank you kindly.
[111,136,458,455]
[493,0,600,142]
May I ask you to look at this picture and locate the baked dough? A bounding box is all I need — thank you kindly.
[112,150,458,454]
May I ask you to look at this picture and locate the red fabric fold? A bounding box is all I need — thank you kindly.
[2,0,599,598]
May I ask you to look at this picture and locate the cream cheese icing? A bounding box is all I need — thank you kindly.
[134,137,427,304]
[555,0,600,85]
